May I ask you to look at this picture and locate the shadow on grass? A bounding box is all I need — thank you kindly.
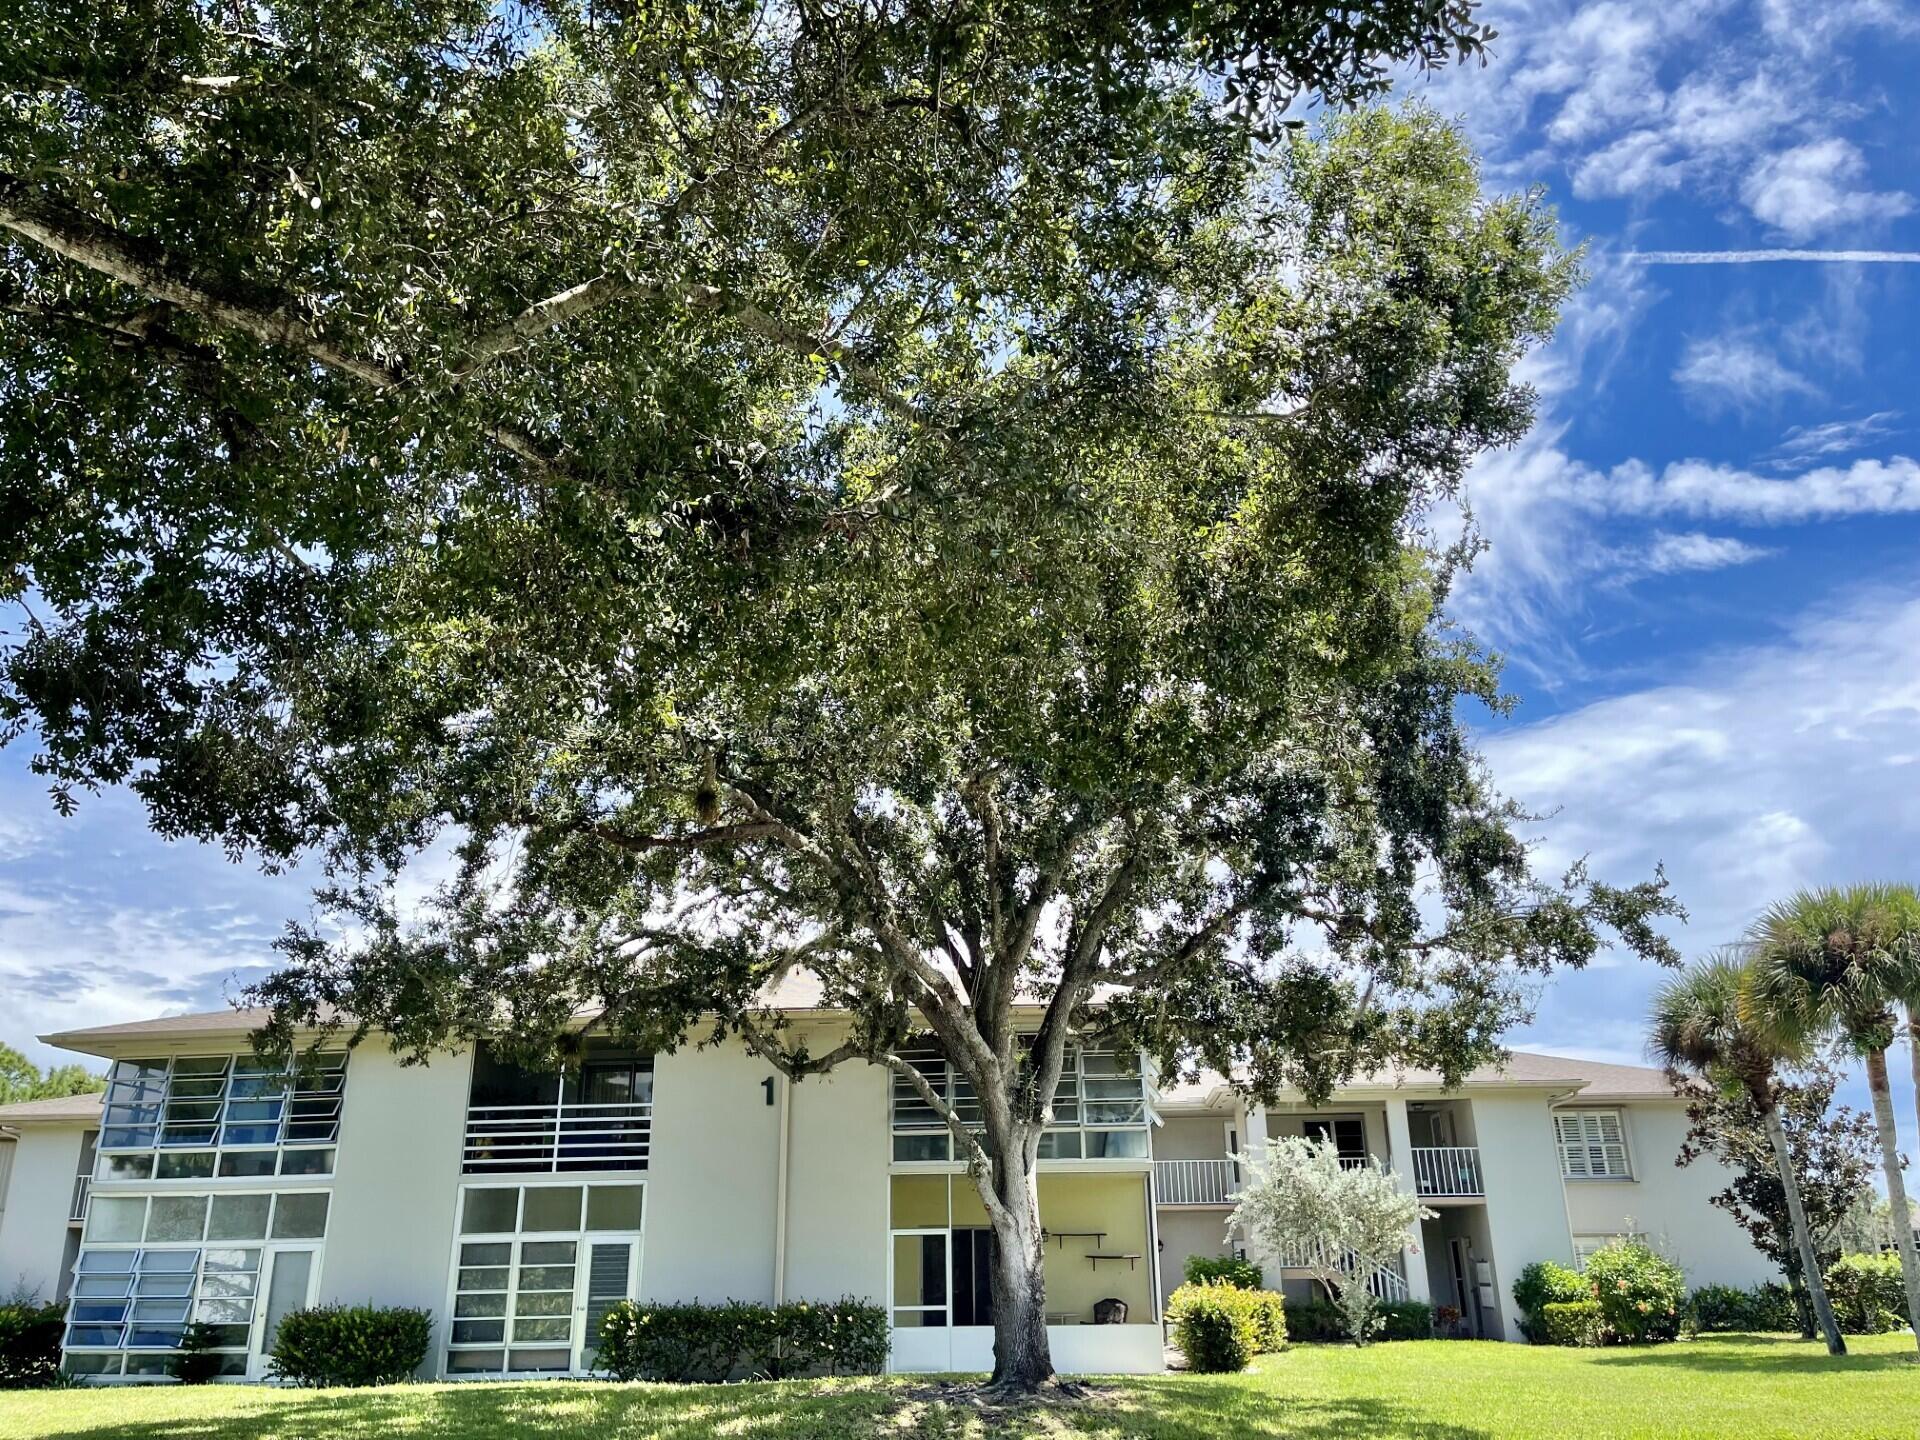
[20,1375,1494,1440]
[1584,1334,1920,1376]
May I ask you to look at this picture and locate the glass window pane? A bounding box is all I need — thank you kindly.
[146,1194,209,1242]
[122,1352,178,1375]
[513,1290,571,1316]
[138,1249,201,1273]
[455,1292,508,1318]
[156,1151,217,1180]
[133,1275,196,1298]
[520,1241,576,1265]
[65,1324,126,1348]
[261,1250,314,1354]
[446,1348,505,1373]
[508,1346,573,1372]
[1085,1129,1148,1158]
[584,1186,644,1232]
[98,1154,154,1181]
[893,1133,950,1162]
[457,1267,510,1292]
[85,1197,146,1243]
[510,1318,572,1343]
[209,1193,272,1240]
[198,1273,258,1300]
[278,1148,334,1176]
[203,1247,261,1273]
[517,1265,575,1292]
[77,1249,137,1274]
[520,1186,582,1233]
[451,1320,505,1345]
[68,1301,131,1323]
[127,1325,186,1348]
[76,1276,136,1298]
[270,1192,330,1239]
[460,1242,512,1267]
[218,1151,279,1178]
[462,1188,519,1235]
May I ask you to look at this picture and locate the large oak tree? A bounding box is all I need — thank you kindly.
[2,1,1678,1392]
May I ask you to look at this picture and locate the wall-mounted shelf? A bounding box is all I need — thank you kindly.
[1043,1229,1106,1250]
[1086,1252,1143,1270]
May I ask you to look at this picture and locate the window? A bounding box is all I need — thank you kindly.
[1304,1117,1368,1164]
[1556,1110,1632,1180]
[81,1191,330,1248]
[62,1239,277,1377]
[96,1053,347,1176]
[462,1043,653,1175]
[1573,1232,1645,1267]
[890,1043,1148,1162]
[447,1182,643,1376]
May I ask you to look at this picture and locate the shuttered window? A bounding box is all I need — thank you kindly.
[1555,1110,1631,1179]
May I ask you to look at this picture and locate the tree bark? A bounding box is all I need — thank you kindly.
[978,1139,1057,1392]
[1759,1098,1846,1354]
[1864,1046,1920,1350]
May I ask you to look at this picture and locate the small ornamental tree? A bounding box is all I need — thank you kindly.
[1232,1136,1433,1344]
[1675,1059,1878,1339]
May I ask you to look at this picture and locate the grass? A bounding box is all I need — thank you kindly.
[5,1334,1918,1440]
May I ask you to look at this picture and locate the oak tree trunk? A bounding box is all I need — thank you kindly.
[980,1144,1057,1392]
[1759,1097,1846,1354]
[1864,1046,1920,1350]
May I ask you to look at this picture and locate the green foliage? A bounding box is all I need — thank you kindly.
[1167,1281,1287,1372]
[166,1322,229,1385]
[1583,1241,1686,1345]
[1823,1254,1907,1334]
[1183,1255,1263,1290]
[595,1299,888,1382]
[0,1043,103,1107]
[268,1305,431,1387]
[1514,1260,1591,1338]
[1281,1298,1431,1343]
[1686,1283,1797,1334]
[1537,1300,1606,1347]
[0,1301,64,1389]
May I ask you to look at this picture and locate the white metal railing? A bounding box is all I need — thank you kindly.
[1338,1155,1371,1170]
[1153,1158,1242,1206]
[1271,1241,1409,1301]
[70,1174,91,1222]
[462,1101,652,1173]
[1410,1146,1484,1198]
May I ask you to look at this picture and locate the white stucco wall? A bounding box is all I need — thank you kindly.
[1558,1101,1779,1289]
[1155,1115,1234,1162]
[320,1041,473,1372]
[1472,1092,1578,1340]
[0,1127,83,1303]
[783,1054,889,1304]
[640,1040,783,1304]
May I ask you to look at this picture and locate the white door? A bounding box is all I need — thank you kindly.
[888,1229,951,1372]
[574,1237,639,1374]
[249,1246,319,1379]
[1429,1112,1456,1148]
[1447,1239,1478,1338]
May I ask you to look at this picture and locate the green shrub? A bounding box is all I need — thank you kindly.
[595,1298,887,1382]
[1686,1282,1795,1334]
[167,1322,230,1385]
[1183,1255,1264,1290]
[1825,1253,1907,1334]
[1167,1281,1287,1372]
[270,1305,432,1387]
[0,1302,65,1389]
[1584,1240,1685,1344]
[1514,1260,1590,1339]
[1538,1300,1606,1347]
[1280,1297,1431,1342]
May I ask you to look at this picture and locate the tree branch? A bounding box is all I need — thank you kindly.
[589,820,779,852]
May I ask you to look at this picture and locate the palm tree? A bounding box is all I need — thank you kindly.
[1650,952,1846,1353]
[1745,883,1920,1351]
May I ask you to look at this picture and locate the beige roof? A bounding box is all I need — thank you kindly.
[43,1006,288,1055]
[1154,1049,1676,1111]
[0,1091,105,1124]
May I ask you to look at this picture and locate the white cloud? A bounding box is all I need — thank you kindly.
[1768,411,1902,467]
[1672,332,1820,412]
[1741,139,1915,240]
[1600,453,1920,521]
[1635,530,1774,575]
[1486,584,1920,1067]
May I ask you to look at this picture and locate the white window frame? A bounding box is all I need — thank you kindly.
[94,1052,348,1182]
[889,1044,1149,1163]
[1555,1109,1633,1181]
[1572,1231,1646,1267]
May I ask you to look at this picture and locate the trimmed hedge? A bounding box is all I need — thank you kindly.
[1282,1298,1433,1343]
[1167,1281,1287,1372]
[1686,1282,1796,1334]
[1824,1253,1907,1335]
[270,1305,432,1387]
[1514,1260,1589,1339]
[0,1301,65,1389]
[1183,1255,1264,1290]
[595,1298,888,1382]
[1538,1300,1605,1347]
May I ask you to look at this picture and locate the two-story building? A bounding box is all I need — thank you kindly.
[0,1001,1775,1381]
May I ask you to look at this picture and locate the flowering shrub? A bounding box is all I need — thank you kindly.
[1583,1240,1685,1344]
[595,1298,887,1381]
[1513,1261,1589,1340]
[1167,1280,1287,1371]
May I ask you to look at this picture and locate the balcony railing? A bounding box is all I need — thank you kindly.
[1271,1241,1410,1301]
[462,1101,652,1174]
[1410,1145,1483,1197]
[1153,1158,1243,1206]
[70,1174,91,1223]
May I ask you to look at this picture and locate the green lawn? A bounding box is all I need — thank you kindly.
[6,1335,1917,1440]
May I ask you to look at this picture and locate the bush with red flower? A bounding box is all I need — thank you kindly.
[1583,1239,1686,1344]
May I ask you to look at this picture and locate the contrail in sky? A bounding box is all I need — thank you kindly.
[1629,250,1920,264]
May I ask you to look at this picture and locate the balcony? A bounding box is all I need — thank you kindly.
[1409,1145,1483,1198]
[1153,1158,1243,1207]
[1270,1241,1410,1300]
[462,1101,652,1174]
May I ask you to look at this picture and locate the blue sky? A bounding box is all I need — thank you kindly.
[4,1,1920,1156]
